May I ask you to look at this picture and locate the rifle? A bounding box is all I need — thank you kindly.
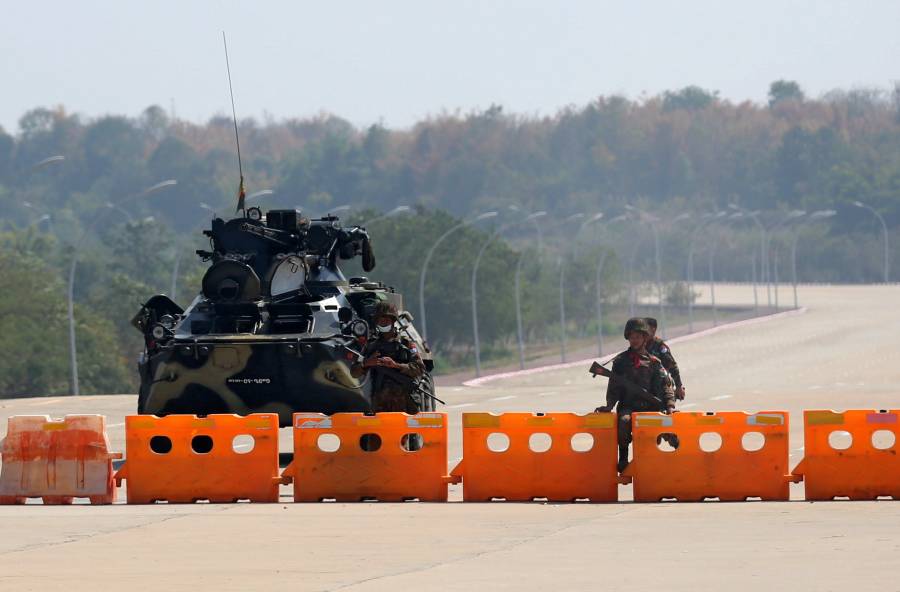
[588,361,665,408]
[375,366,446,405]
[344,344,446,406]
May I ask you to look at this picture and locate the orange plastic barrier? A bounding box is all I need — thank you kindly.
[0,415,120,504]
[793,409,900,500]
[115,414,281,503]
[283,412,450,502]
[625,411,793,502]
[450,412,618,502]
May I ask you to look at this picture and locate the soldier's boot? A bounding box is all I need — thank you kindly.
[617,445,630,473]
[656,433,680,449]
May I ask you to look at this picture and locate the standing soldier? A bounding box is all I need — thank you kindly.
[594,317,675,472]
[350,302,426,413]
[644,317,685,401]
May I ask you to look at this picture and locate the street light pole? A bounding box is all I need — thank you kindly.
[852,201,890,283]
[687,212,726,332]
[472,212,546,377]
[729,204,768,307]
[171,203,216,300]
[361,205,411,227]
[418,211,498,342]
[790,210,836,308]
[558,213,602,362]
[626,206,669,337]
[68,180,176,396]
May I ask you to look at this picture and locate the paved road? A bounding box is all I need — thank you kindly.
[1,284,898,591]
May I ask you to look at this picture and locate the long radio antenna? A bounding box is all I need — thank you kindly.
[223,32,246,215]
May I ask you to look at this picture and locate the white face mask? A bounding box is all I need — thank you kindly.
[376,322,394,333]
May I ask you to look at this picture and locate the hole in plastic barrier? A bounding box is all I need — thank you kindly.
[191,435,214,454]
[828,430,852,450]
[871,430,895,450]
[150,435,172,454]
[656,434,677,452]
[742,431,765,452]
[317,433,341,452]
[360,433,381,452]
[570,433,594,452]
[699,432,722,453]
[487,433,510,452]
[232,434,255,454]
[401,433,423,452]
[529,433,552,453]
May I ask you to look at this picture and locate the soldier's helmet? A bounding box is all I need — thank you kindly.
[643,317,658,330]
[374,302,399,322]
[623,317,651,338]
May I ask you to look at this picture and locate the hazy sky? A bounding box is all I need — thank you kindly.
[1,0,897,133]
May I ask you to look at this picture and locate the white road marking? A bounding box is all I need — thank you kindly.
[30,398,61,406]
[447,403,475,409]
[680,403,697,409]
[107,422,125,428]
[709,395,732,401]
[488,395,516,401]
[808,385,823,390]
[451,387,463,392]
[538,391,558,397]
[234,443,253,450]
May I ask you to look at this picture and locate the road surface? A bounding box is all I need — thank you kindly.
[1,283,898,591]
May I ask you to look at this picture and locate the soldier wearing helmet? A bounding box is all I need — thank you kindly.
[644,317,685,400]
[595,317,676,472]
[350,302,425,413]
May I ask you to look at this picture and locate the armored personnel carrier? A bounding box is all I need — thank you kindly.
[131,206,435,425]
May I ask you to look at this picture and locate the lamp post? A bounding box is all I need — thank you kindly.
[687,212,726,331]
[68,179,176,396]
[593,214,626,356]
[171,202,217,300]
[247,189,274,202]
[705,212,745,327]
[625,206,667,337]
[558,213,602,362]
[361,205,411,227]
[767,210,806,312]
[512,210,548,369]
[729,204,768,307]
[790,210,836,307]
[418,211,498,341]
[472,212,546,377]
[852,201,889,283]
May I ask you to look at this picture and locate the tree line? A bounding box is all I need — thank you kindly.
[0,80,898,396]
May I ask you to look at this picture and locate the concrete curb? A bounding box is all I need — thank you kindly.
[461,306,809,387]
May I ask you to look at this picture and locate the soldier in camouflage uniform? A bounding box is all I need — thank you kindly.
[644,317,685,400]
[350,302,425,413]
[595,317,676,472]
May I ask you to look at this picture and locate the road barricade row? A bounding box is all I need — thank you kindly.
[2,409,899,504]
[793,409,900,501]
[0,415,120,504]
[451,412,618,502]
[282,412,451,502]
[624,411,794,502]
[115,414,282,503]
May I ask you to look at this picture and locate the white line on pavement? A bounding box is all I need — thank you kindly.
[709,395,732,401]
[680,403,697,409]
[488,395,516,401]
[29,398,62,406]
[447,403,475,409]
[537,391,558,397]
[107,422,125,427]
